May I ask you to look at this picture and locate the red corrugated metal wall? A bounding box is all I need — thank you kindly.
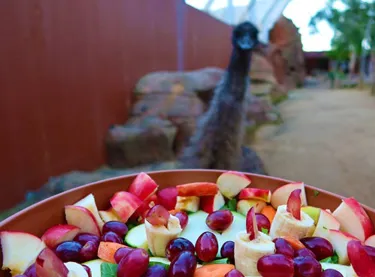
[0,0,232,210]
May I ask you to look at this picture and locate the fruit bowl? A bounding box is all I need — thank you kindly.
[1,169,375,277]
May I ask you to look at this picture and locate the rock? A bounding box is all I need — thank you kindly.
[105,116,177,168]
[250,52,278,85]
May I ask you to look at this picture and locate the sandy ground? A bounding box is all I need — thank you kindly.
[252,88,375,206]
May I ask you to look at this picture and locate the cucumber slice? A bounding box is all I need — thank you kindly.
[124,223,148,250]
[203,258,229,265]
[82,259,105,277]
[149,257,171,269]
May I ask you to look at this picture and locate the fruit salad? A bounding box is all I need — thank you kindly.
[1,171,375,277]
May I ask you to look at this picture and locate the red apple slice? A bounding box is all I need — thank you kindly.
[65,205,100,236]
[157,187,178,210]
[347,240,375,277]
[332,197,374,241]
[366,234,375,247]
[128,172,158,201]
[176,182,218,197]
[41,224,80,249]
[313,209,340,240]
[270,182,307,209]
[200,191,226,213]
[246,207,258,240]
[328,229,359,264]
[99,208,122,223]
[74,193,105,231]
[286,189,301,220]
[110,191,143,223]
[217,171,251,199]
[175,196,200,212]
[238,188,271,202]
[1,231,46,275]
[236,199,267,216]
[35,248,69,277]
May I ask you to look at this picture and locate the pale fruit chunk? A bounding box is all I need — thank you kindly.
[301,206,321,224]
[200,191,225,213]
[365,234,375,247]
[313,209,340,240]
[270,182,307,209]
[64,262,89,277]
[35,248,69,277]
[332,197,374,241]
[216,171,251,199]
[65,205,100,236]
[328,229,359,265]
[99,208,122,223]
[320,263,356,276]
[175,196,199,212]
[236,199,267,216]
[41,224,80,249]
[1,231,46,275]
[74,194,105,230]
[82,259,104,277]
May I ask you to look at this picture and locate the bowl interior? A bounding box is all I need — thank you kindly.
[0,169,374,276]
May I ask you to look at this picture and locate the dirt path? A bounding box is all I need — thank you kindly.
[252,88,375,206]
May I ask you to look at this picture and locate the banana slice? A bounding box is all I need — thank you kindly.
[145,215,182,257]
[234,231,275,276]
[269,205,314,240]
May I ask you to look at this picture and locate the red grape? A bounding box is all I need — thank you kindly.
[82,265,92,277]
[157,188,177,210]
[195,232,218,262]
[166,238,195,262]
[168,251,197,277]
[295,248,316,259]
[114,247,133,264]
[103,221,128,237]
[117,248,149,277]
[300,237,333,261]
[206,210,234,231]
[257,254,294,277]
[287,189,302,220]
[24,264,37,277]
[255,213,271,232]
[274,238,294,258]
[246,207,258,240]
[55,241,82,262]
[174,211,189,230]
[74,233,100,246]
[293,256,322,277]
[143,264,168,277]
[101,231,123,244]
[79,241,98,262]
[321,269,344,277]
[146,205,170,227]
[220,241,235,263]
[224,269,245,277]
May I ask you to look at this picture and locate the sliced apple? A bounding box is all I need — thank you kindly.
[64,262,89,277]
[128,172,158,201]
[1,231,46,275]
[270,182,307,209]
[313,209,340,240]
[332,197,374,241]
[74,193,105,231]
[176,182,218,197]
[65,205,100,236]
[238,188,271,202]
[347,240,375,277]
[110,191,143,223]
[200,191,225,213]
[287,189,302,220]
[365,234,375,247]
[236,199,267,216]
[246,207,258,240]
[328,229,359,265]
[216,171,251,199]
[175,196,200,212]
[35,248,69,277]
[99,208,122,223]
[41,224,80,249]
[157,187,178,211]
[301,206,321,224]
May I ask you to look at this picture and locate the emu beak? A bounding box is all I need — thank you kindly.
[237,35,256,50]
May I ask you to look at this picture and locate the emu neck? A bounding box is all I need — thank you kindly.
[225,48,252,101]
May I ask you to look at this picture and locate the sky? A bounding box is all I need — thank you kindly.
[185,0,334,52]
